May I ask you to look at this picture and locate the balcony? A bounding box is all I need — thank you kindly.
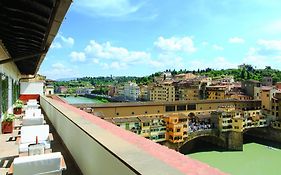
[38,95,226,175]
[1,96,226,174]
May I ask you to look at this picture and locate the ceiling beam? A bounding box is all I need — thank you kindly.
[0,51,46,65]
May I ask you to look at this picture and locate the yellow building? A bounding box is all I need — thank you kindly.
[138,85,150,101]
[164,113,188,143]
[174,73,197,81]
[226,92,252,100]
[261,87,272,111]
[149,116,166,142]
[206,86,227,100]
[272,92,281,119]
[138,116,151,139]
[176,80,200,101]
[212,106,268,132]
[150,82,175,102]
[112,117,141,134]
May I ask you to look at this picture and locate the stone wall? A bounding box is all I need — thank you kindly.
[244,127,281,143]
[221,131,243,151]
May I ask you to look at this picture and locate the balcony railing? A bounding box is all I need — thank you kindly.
[40,95,226,175]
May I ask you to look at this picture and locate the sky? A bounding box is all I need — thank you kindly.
[39,0,281,80]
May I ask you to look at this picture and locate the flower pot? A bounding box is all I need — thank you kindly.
[13,107,22,115]
[1,121,14,134]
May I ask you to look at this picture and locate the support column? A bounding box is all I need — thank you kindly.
[224,131,243,151]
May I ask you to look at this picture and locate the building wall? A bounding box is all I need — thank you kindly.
[87,100,261,118]
[0,44,21,115]
[178,87,199,101]
[272,93,281,120]
[20,82,44,95]
[261,90,271,111]
[242,81,261,97]
[45,87,54,95]
[150,84,175,102]
[253,87,261,100]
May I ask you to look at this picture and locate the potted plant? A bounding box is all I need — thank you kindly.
[1,113,15,134]
[13,99,23,115]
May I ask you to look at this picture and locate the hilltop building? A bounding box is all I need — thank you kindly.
[150,81,175,102]
[241,80,261,98]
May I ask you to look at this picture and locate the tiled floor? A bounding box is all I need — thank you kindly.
[0,114,82,175]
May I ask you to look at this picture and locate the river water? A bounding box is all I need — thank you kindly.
[61,96,105,104]
[189,142,281,175]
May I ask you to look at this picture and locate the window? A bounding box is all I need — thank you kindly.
[166,105,175,112]
[177,105,186,111]
[132,112,135,115]
[177,128,180,132]
[143,122,150,127]
[187,104,196,110]
[116,113,119,116]
[145,111,147,114]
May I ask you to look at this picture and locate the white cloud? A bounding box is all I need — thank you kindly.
[52,63,65,70]
[212,44,224,51]
[229,37,245,44]
[264,20,281,35]
[257,39,281,51]
[50,34,75,49]
[100,61,127,70]
[201,41,209,46]
[70,52,86,62]
[243,47,268,68]
[74,0,143,17]
[93,58,99,64]
[60,36,75,47]
[189,57,236,70]
[50,42,62,49]
[213,57,237,68]
[84,40,150,64]
[42,63,76,79]
[148,54,185,70]
[154,36,196,53]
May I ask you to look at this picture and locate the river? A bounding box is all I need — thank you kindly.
[189,142,281,175]
[61,96,105,104]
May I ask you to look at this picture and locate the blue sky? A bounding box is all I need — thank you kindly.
[39,0,281,79]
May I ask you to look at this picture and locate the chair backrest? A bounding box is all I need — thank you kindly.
[25,108,41,117]
[22,116,44,126]
[13,152,63,175]
[21,125,49,144]
[28,99,38,103]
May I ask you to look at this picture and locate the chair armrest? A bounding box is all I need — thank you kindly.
[16,137,21,144]
[7,163,14,175]
[48,133,54,141]
[61,156,67,170]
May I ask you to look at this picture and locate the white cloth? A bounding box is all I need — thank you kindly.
[19,125,50,153]
[13,152,64,175]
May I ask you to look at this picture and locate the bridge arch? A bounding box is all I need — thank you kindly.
[179,132,226,154]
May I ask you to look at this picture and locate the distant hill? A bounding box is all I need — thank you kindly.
[56,77,78,81]
[54,65,281,87]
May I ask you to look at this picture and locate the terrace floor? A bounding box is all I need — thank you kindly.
[0,113,82,175]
